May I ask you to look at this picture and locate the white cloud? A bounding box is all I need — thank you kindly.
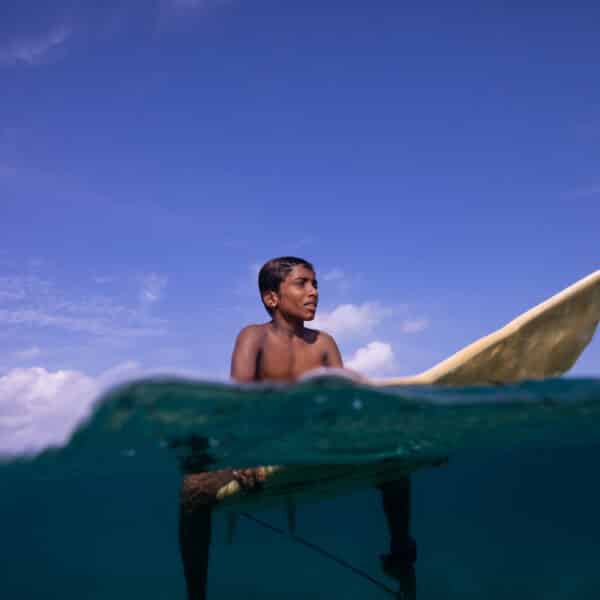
[0,25,71,66]
[0,366,99,455]
[401,318,430,334]
[0,275,48,302]
[0,361,142,456]
[320,267,357,293]
[0,273,167,338]
[13,346,41,360]
[96,360,142,386]
[0,308,166,337]
[139,273,168,304]
[345,341,395,376]
[0,2,227,69]
[311,302,391,339]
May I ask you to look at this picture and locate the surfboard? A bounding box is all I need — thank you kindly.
[214,270,600,510]
[377,270,600,387]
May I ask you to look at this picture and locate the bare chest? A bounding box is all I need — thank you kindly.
[258,336,326,381]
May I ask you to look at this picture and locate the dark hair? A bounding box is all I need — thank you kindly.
[258,256,315,315]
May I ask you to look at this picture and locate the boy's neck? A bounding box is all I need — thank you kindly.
[270,312,304,337]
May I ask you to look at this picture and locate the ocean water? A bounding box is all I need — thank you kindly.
[2,375,600,599]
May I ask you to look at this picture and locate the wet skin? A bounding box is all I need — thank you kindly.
[229,265,343,486]
[230,265,343,383]
[179,266,414,599]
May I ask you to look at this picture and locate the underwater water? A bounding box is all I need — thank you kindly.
[2,375,600,599]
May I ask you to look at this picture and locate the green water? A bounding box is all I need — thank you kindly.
[2,376,600,598]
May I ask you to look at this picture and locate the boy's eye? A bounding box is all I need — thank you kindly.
[293,278,317,289]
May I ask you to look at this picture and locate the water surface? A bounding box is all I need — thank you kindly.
[2,376,600,598]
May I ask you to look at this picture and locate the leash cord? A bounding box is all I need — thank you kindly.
[240,511,396,597]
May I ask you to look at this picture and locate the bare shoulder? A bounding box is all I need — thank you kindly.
[309,328,336,346]
[234,323,267,347]
[231,324,268,382]
[305,328,343,367]
[237,323,266,337]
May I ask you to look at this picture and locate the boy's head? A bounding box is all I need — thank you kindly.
[258,256,318,319]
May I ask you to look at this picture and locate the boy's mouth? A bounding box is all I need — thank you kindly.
[304,302,317,309]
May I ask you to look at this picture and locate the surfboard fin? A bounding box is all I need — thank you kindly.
[226,512,238,545]
[286,496,297,534]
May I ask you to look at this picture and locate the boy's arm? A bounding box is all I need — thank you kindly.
[230,325,267,489]
[322,332,344,368]
[323,331,367,382]
[230,325,261,382]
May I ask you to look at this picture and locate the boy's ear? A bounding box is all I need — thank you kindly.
[263,291,278,311]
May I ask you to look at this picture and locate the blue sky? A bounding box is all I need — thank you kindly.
[1,1,599,450]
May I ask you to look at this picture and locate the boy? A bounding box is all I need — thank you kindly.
[179,257,415,599]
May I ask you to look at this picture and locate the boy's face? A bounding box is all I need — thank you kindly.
[264,265,319,321]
